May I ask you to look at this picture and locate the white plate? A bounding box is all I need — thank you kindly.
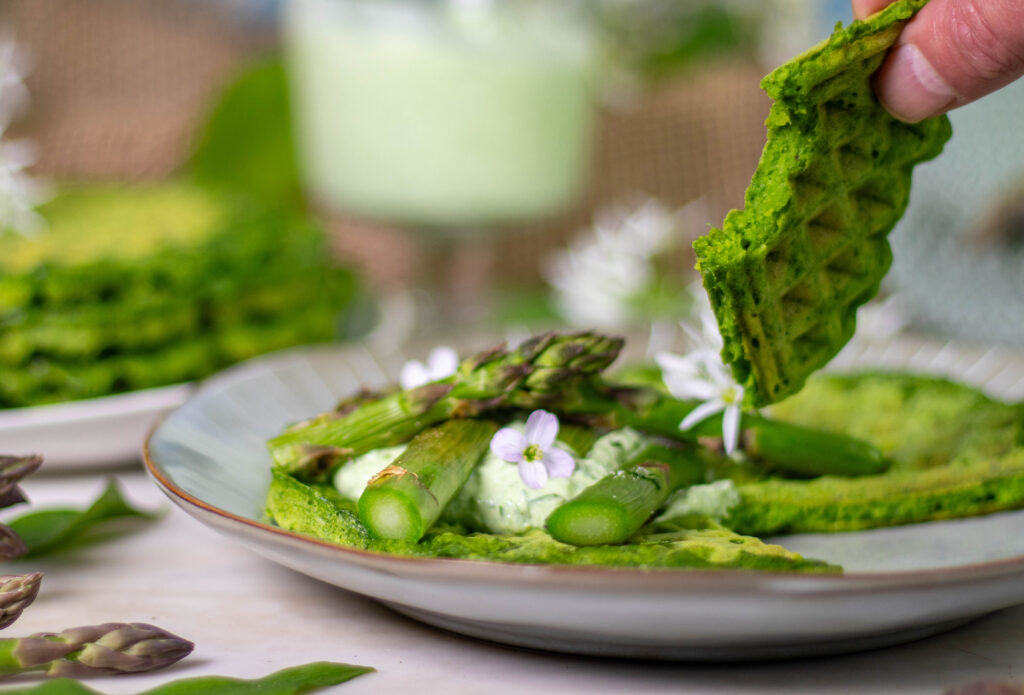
[144,337,1024,661]
[1,384,193,468]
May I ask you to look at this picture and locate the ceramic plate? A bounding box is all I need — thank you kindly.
[144,337,1024,661]
[2,383,193,469]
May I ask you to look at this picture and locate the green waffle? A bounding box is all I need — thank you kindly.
[0,267,352,366]
[0,339,218,407]
[693,0,952,407]
[0,184,323,313]
[727,373,1024,535]
[0,183,358,408]
[0,300,202,365]
[0,300,348,408]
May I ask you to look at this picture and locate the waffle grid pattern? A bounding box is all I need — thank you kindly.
[695,0,952,406]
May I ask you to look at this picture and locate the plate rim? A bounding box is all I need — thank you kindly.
[0,381,194,430]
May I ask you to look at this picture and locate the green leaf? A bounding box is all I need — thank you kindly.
[139,662,375,695]
[189,58,303,211]
[0,678,101,695]
[6,479,159,557]
[0,662,375,695]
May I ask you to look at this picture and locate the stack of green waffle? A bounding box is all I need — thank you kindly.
[0,183,356,408]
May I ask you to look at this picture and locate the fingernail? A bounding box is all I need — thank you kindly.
[875,44,957,122]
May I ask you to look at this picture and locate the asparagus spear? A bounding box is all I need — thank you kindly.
[0,456,42,500]
[0,526,27,562]
[358,419,498,542]
[0,573,41,630]
[546,444,704,546]
[269,331,884,481]
[268,332,623,481]
[0,455,42,562]
[0,622,193,677]
[549,381,888,478]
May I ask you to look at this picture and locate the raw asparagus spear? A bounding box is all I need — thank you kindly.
[0,573,41,630]
[268,332,623,481]
[0,623,193,677]
[549,381,887,478]
[0,455,42,562]
[546,444,704,546]
[358,419,499,542]
[0,526,27,562]
[0,456,42,499]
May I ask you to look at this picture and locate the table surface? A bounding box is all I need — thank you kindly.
[5,467,1024,695]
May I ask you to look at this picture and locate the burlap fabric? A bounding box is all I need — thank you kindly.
[3,0,769,289]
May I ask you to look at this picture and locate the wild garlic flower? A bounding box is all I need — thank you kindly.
[544,198,686,330]
[490,410,575,489]
[0,36,45,238]
[399,346,459,389]
[655,292,746,456]
[0,37,30,130]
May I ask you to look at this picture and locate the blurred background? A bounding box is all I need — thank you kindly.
[2,0,1023,398]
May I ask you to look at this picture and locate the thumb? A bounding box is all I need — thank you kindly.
[873,0,1024,122]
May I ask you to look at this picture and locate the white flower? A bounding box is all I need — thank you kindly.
[0,37,30,130]
[655,294,746,456]
[490,410,575,489]
[399,346,459,389]
[544,198,686,330]
[0,135,46,237]
[0,36,46,238]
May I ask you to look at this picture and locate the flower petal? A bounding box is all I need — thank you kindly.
[523,409,559,448]
[490,428,527,463]
[654,352,694,374]
[663,374,720,402]
[399,361,430,390]
[543,447,576,479]
[679,399,725,432]
[427,347,459,380]
[518,459,549,489]
[721,404,742,456]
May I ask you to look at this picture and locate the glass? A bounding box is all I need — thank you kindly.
[286,0,596,231]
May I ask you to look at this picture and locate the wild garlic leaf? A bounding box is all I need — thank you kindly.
[139,661,375,695]
[6,479,159,557]
[0,662,374,695]
[0,678,99,695]
[189,58,302,212]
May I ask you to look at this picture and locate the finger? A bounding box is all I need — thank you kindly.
[851,0,895,21]
[873,0,1024,122]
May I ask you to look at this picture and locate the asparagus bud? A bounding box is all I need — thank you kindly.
[1,622,194,677]
[0,526,27,562]
[0,573,41,630]
[0,456,41,501]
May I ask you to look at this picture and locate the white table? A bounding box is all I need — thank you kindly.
[6,468,1024,695]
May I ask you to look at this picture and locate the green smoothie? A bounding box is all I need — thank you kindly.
[285,0,596,227]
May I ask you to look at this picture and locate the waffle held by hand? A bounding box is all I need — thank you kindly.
[694,0,952,407]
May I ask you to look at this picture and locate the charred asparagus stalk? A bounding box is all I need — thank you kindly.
[0,622,194,677]
[270,331,885,482]
[268,332,623,481]
[0,573,41,630]
[546,444,705,546]
[358,419,498,542]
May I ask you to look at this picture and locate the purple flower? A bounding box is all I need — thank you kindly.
[490,410,575,489]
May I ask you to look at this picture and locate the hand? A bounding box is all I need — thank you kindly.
[852,0,1024,122]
